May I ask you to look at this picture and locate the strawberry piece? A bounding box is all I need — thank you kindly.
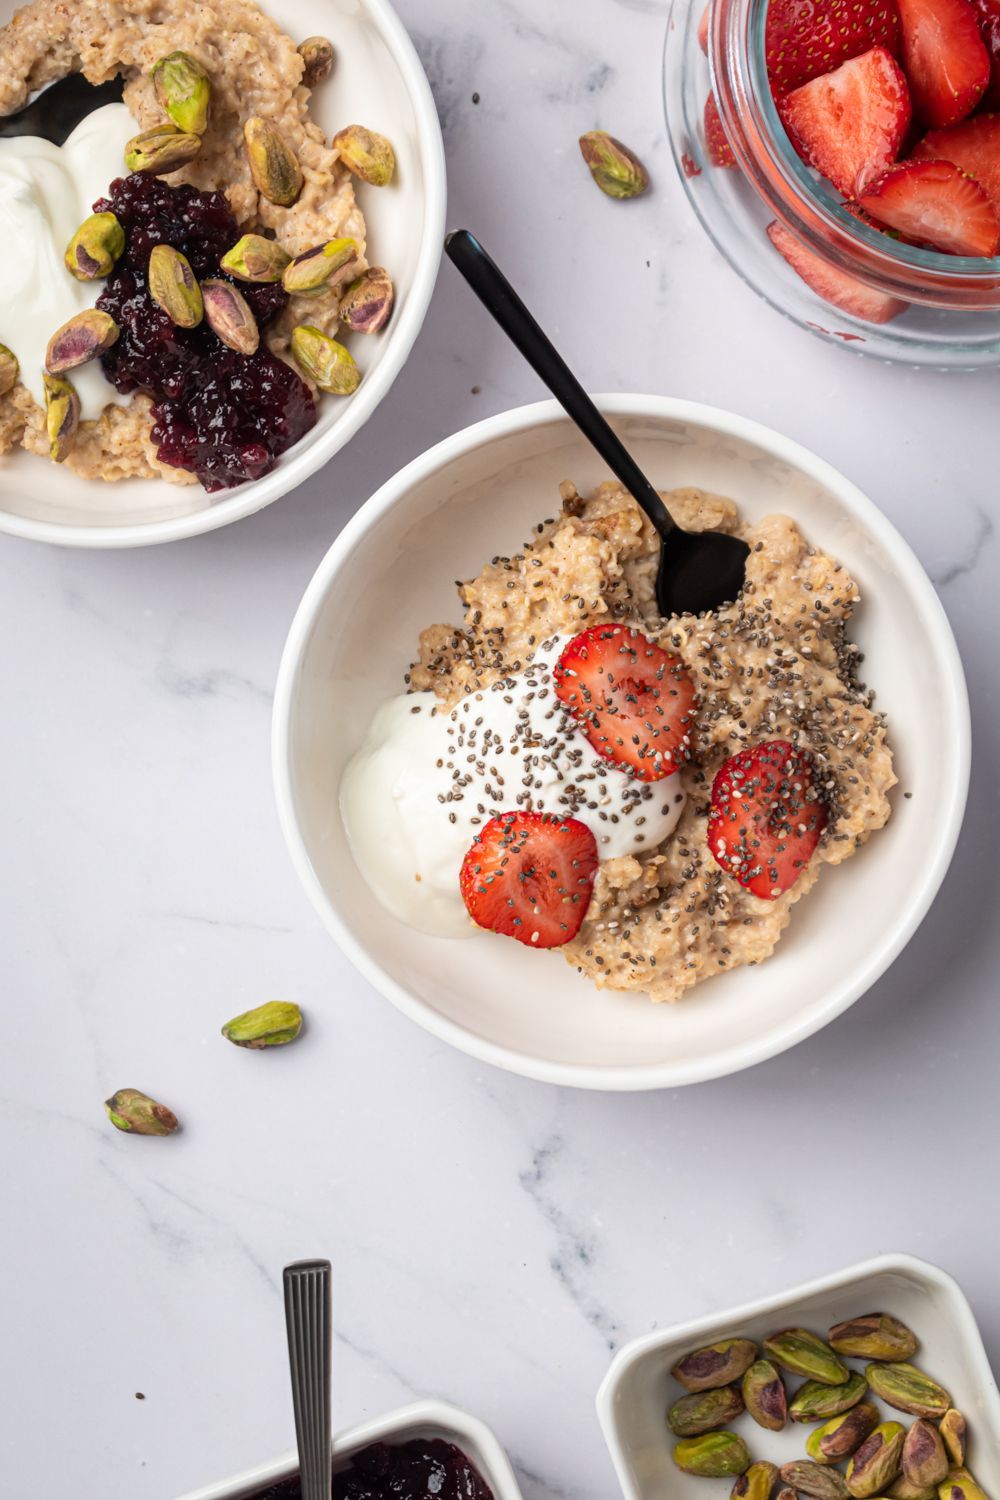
[459,811,598,948]
[554,624,697,783]
[911,113,1000,211]
[705,92,738,167]
[779,47,911,196]
[766,220,908,322]
[969,0,1000,104]
[858,157,1000,252]
[698,1,710,52]
[707,740,828,900]
[895,0,989,125]
[766,0,901,96]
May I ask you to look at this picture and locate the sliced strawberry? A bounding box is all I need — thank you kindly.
[707,741,828,900]
[705,92,738,167]
[968,0,1000,104]
[554,624,696,783]
[766,0,901,96]
[766,220,909,323]
[858,157,1000,252]
[910,113,1000,212]
[698,1,710,52]
[779,48,911,196]
[459,811,598,948]
[895,0,989,125]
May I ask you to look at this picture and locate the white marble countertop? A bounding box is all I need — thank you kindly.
[3,0,999,1495]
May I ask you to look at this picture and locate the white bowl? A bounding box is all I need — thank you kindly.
[272,395,970,1091]
[177,1398,524,1500]
[0,0,446,547]
[597,1253,999,1500]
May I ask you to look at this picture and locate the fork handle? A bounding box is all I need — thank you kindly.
[283,1260,332,1500]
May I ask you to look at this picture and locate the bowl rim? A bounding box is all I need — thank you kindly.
[271,393,971,1092]
[595,1251,1000,1500]
[0,0,447,550]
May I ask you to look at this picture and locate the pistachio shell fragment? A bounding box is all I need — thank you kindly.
[64,211,125,280]
[764,1330,850,1386]
[780,1461,850,1500]
[903,1422,950,1490]
[244,115,303,206]
[866,1366,952,1420]
[0,342,18,396]
[43,373,80,462]
[45,309,119,374]
[672,1339,759,1392]
[938,1471,988,1500]
[733,1462,780,1500]
[152,50,211,134]
[674,1433,752,1478]
[220,233,292,283]
[848,1423,907,1498]
[332,123,395,185]
[104,1087,179,1135]
[790,1372,869,1423]
[339,265,394,333]
[201,279,260,354]
[125,123,202,175]
[669,1386,744,1437]
[290,324,361,394]
[939,1413,967,1469]
[282,236,358,296]
[221,1000,302,1047]
[807,1404,881,1464]
[298,35,334,86]
[830,1316,919,1363]
[148,244,203,328]
[743,1360,788,1432]
[579,129,649,198]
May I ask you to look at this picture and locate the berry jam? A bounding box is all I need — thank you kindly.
[249,1440,495,1499]
[94,174,315,492]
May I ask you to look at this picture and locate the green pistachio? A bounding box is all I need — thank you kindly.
[889,1476,937,1500]
[672,1339,759,1392]
[64,211,125,280]
[866,1366,952,1420]
[0,342,18,396]
[152,50,211,134]
[733,1462,780,1500]
[221,1000,302,1048]
[45,309,119,374]
[790,1372,869,1423]
[148,245,203,328]
[764,1330,850,1386]
[104,1087,179,1135]
[244,116,303,206]
[938,1472,988,1500]
[807,1404,881,1465]
[282,236,359,296]
[902,1422,949,1490]
[290,324,361,394]
[578,129,649,198]
[829,1315,919,1362]
[668,1386,744,1437]
[674,1433,752,1478]
[848,1423,907,1499]
[298,35,334,86]
[332,123,395,185]
[43,373,80,462]
[780,1462,850,1500]
[220,233,292,283]
[201,279,260,354]
[125,123,202,175]
[339,265,394,333]
[939,1413,967,1469]
[743,1360,788,1432]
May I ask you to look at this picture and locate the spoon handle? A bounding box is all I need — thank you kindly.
[445,229,676,540]
[283,1260,332,1500]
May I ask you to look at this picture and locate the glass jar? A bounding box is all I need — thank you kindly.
[663,0,1000,366]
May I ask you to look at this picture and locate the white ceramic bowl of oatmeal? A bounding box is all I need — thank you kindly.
[0,0,445,546]
[272,395,970,1091]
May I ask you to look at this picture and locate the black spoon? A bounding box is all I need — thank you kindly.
[445,229,750,618]
[0,72,124,144]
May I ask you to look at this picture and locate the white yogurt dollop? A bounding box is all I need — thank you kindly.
[340,636,687,938]
[0,103,135,421]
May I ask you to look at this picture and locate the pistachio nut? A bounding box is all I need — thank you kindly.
[939,1413,967,1469]
[830,1315,919,1363]
[674,1433,752,1478]
[339,265,394,333]
[221,1000,302,1048]
[332,123,395,185]
[64,211,125,280]
[201,279,260,354]
[244,115,303,206]
[807,1404,881,1465]
[668,1386,744,1437]
[733,1462,780,1500]
[776,1488,798,1500]
[743,1360,788,1432]
[104,1087,179,1135]
[43,373,80,462]
[0,342,18,397]
[298,35,334,86]
[866,1365,952,1420]
[889,1476,937,1500]
[578,129,649,199]
[220,233,292,283]
[938,1472,988,1500]
[780,1461,850,1500]
[848,1423,907,1499]
[45,309,119,374]
[282,236,358,296]
[148,245,203,328]
[125,123,202,175]
[790,1372,869,1423]
[672,1339,759,1393]
[290,325,361,395]
[902,1422,950,1490]
[764,1330,850,1386]
[152,50,211,134]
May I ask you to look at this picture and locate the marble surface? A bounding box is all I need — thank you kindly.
[2,0,999,1496]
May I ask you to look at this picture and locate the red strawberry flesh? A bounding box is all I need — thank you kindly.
[459,811,598,948]
[707,740,828,899]
[766,219,908,322]
[895,0,989,126]
[858,157,1000,254]
[779,47,911,196]
[910,113,1000,212]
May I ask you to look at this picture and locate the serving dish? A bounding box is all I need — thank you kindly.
[272,394,969,1091]
[596,1253,999,1500]
[0,0,446,547]
[177,1398,524,1500]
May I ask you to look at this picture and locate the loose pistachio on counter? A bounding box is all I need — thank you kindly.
[332,123,395,185]
[578,129,649,199]
[152,50,212,134]
[105,1088,179,1136]
[221,1001,302,1048]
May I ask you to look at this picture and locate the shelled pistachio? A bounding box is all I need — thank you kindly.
[672,1339,759,1393]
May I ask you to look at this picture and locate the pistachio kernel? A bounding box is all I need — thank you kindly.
[43,373,80,462]
[105,1087,179,1135]
[152,50,212,134]
[332,123,395,185]
[125,123,202,175]
[290,325,361,394]
[201,279,260,354]
[0,342,18,397]
[220,233,292,283]
[148,245,204,328]
[282,236,359,296]
[298,35,334,86]
[45,309,120,374]
[339,266,394,333]
[244,116,303,206]
[221,1000,303,1047]
[578,129,649,198]
[64,211,125,280]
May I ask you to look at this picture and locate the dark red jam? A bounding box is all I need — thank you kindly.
[94,174,315,492]
[248,1439,495,1499]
